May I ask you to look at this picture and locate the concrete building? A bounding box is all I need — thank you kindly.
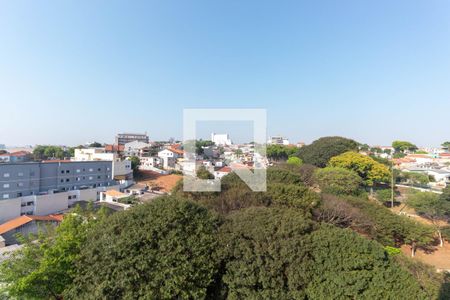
[211,133,232,146]
[0,151,32,163]
[72,148,133,181]
[267,136,290,145]
[0,161,119,224]
[123,141,152,157]
[0,214,62,245]
[115,133,149,145]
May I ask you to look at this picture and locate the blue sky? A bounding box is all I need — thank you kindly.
[0,1,449,147]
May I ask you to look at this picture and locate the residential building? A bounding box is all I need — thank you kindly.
[72,148,133,181]
[0,214,62,245]
[115,133,149,145]
[267,136,290,145]
[0,151,32,163]
[158,148,182,169]
[211,133,232,146]
[0,161,119,223]
[123,141,152,157]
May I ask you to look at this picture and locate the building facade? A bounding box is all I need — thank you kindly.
[115,133,149,145]
[0,161,120,224]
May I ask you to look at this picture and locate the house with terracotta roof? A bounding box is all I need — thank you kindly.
[0,151,32,163]
[0,214,63,246]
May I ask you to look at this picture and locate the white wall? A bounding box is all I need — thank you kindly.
[34,193,69,216]
[0,198,21,224]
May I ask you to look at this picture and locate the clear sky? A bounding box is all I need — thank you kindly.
[1,1,449,147]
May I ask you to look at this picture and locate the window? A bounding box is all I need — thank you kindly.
[61,170,65,174]
[60,179,64,183]
[76,169,81,173]
[17,192,23,197]
[3,184,9,188]
[26,201,33,206]
[18,172,23,177]
[21,202,27,207]
[107,167,110,171]
[66,178,70,182]
[89,168,93,172]
[98,168,101,171]
[3,173,9,178]
[18,182,24,187]
[89,176,93,180]
[97,175,101,179]
[3,194,9,199]
[76,177,81,181]
[66,170,70,174]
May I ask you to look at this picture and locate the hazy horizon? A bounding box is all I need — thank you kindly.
[1,1,449,147]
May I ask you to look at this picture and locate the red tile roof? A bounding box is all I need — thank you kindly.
[105,144,125,152]
[0,214,63,235]
[0,151,31,157]
[217,166,232,173]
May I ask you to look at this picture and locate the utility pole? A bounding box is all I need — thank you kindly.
[391,158,395,208]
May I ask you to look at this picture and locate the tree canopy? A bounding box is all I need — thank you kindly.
[266,144,297,161]
[392,140,418,153]
[329,151,391,186]
[65,198,220,299]
[296,136,359,167]
[314,167,363,195]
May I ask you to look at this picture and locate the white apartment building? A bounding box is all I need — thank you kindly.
[211,133,232,146]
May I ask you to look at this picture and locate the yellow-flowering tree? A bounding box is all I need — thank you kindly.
[329,151,390,187]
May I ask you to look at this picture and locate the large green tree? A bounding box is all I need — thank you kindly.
[296,136,359,167]
[314,167,363,196]
[392,141,418,153]
[65,197,220,299]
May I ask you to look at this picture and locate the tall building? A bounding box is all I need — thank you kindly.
[267,136,290,146]
[115,133,149,145]
[211,133,232,146]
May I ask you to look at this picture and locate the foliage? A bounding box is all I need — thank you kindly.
[392,140,418,153]
[441,141,450,149]
[342,196,434,248]
[329,151,391,186]
[384,246,401,256]
[215,207,314,299]
[407,191,450,246]
[376,188,393,203]
[267,183,320,211]
[117,195,140,205]
[266,144,297,161]
[440,186,450,202]
[216,208,428,299]
[286,156,302,166]
[196,140,215,155]
[129,156,140,175]
[394,254,450,299]
[296,136,359,167]
[0,206,103,299]
[305,225,428,299]
[397,171,430,186]
[65,197,220,299]
[89,142,103,147]
[313,194,371,230]
[298,164,317,186]
[32,145,72,160]
[197,165,215,179]
[314,167,363,195]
